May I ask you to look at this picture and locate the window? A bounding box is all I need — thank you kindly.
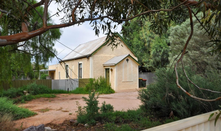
[78,63,82,79]
[65,64,69,78]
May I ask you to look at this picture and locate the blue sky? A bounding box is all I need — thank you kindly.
[47,2,122,66]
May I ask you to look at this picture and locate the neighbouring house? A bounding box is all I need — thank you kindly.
[48,34,139,91]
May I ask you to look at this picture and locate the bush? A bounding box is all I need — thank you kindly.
[26,83,51,95]
[138,67,221,119]
[0,97,36,120]
[0,83,51,98]
[101,101,114,113]
[104,123,135,131]
[77,92,100,125]
[1,87,25,98]
[40,73,48,79]
[85,77,115,94]
[70,87,88,94]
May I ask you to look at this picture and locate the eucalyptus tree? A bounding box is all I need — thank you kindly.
[122,19,169,71]
[0,0,61,81]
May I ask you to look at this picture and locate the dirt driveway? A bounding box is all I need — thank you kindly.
[14,90,141,128]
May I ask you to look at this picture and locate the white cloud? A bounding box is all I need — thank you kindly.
[46,1,122,65]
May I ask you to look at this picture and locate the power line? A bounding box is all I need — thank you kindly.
[56,40,85,56]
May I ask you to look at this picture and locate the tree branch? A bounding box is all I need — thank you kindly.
[174,5,221,102]
[26,0,45,12]
[43,0,49,27]
[72,0,82,22]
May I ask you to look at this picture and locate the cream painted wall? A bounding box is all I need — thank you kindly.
[48,58,90,79]
[92,38,137,79]
[115,56,139,91]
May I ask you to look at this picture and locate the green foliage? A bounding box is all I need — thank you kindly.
[25,83,51,95]
[208,108,221,126]
[1,83,55,103]
[168,15,221,73]
[138,68,221,119]
[104,123,135,131]
[77,92,100,125]
[14,94,56,103]
[0,87,25,98]
[0,97,36,120]
[85,77,115,94]
[70,87,88,94]
[122,19,170,71]
[100,101,114,113]
[76,92,175,130]
[0,0,61,83]
[40,73,48,80]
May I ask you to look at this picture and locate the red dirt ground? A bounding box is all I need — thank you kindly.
[14,90,141,129]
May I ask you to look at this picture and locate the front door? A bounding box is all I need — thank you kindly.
[105,68,110,85]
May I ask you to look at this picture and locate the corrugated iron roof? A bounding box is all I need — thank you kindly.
[103,54,130,66]
[62,36,107,61]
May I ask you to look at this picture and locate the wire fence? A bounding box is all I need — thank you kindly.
[52,79,79,91]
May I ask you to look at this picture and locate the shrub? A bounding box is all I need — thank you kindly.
[1,87,25,98]
[26,83,51,95]
[40,73,48,79]
[101,101,114,113]
[138,67,221,119]
[70,87,88,94]
[104,123,135,131]
[85,77,115,94]
[0,97,36,120]
[77,92,100,125]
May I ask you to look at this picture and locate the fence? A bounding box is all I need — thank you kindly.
[143,110,221,131]
[52,79,79,91]
[1,80,51,90]
[79,78,91,88]
[1,78,91,91]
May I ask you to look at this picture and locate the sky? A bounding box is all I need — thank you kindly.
[47,2,122,66]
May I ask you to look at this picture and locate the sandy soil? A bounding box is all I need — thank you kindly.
[14,90,141,128]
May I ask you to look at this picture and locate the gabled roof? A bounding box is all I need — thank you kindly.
[103,54,139,66]
[62,33,136,61]
[62,36,107,61]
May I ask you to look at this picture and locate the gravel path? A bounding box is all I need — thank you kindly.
[14,90,141,128]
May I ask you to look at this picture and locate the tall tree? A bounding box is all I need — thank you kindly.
[122,19,170,71]
[0,0,61,81]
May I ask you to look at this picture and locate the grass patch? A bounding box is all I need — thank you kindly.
[0,97,36,120]
[39,108,50,113]
[13,94,56,103]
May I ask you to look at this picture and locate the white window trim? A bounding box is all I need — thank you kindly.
[90,57,93,78]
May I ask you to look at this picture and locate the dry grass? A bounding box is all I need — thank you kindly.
[0,114,16,131]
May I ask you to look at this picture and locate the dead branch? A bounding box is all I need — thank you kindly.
[174,5,221,102]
